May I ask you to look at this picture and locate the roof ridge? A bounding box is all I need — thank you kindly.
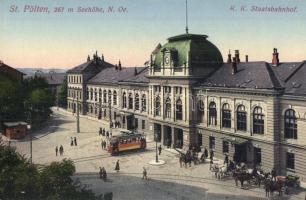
[264,62,283,89]
[284,61,306,83]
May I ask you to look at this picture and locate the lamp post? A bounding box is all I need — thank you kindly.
[27,124,32,164]
[154,132,159,163]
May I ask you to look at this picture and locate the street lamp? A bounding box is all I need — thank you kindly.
[76,97,80,133]
[154,132,159,163]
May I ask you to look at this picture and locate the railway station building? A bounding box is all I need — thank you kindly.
[67,33,306,181]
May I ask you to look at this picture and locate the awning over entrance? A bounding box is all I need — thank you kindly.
[222,137,249,145]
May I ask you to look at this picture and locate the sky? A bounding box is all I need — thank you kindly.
[0,0,306,69]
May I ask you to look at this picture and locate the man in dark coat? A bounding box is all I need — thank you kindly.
[74,137,77,146]
[158,145,162,155]
[55,146,58,156]
[204,147,208,159]
[115,160,120,172]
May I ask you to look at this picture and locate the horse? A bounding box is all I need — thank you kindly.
[216,165,229,180]
[233,169,253,188]
[264,179,283,197]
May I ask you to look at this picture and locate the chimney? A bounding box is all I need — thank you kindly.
[245,55,248,63]
[118,60,122,70]
[272,48,279,67]
[227,50,232,63]
[102,54,104,62]
[231,57,237,75]
[115,64,118,70]
[134,67,137,75]
[87,55,90,62]
[235,50,240,63]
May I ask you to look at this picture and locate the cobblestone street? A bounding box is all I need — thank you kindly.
[6,108,305,200]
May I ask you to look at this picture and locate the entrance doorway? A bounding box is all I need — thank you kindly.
[126,115,134,130]
[254,147,261,166]
[164,126,172,147]
[234,143,247,163]
[154,123,161,142]
[175,128,183,148]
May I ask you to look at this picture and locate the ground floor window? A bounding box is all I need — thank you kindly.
[254,147,261,165]
[286,152,295,170]
[209,136,215,150]
[222,141,229,153]
[142,120,145,129]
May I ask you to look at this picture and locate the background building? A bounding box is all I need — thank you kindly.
[67,33,306,181]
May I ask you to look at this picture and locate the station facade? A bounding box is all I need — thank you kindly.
[67,33,306,181]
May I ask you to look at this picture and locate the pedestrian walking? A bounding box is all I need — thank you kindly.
[158,145,162,155]
[106,131,109,137]
[115,160,120,172]
[55,146,58,156]
[99,128,102,136]
[102,128,105,136]
[142,167,148,180]
[74,137,77,146]
[224,154,229,166]
[204,147,208,159]
[99,167,103,179]
[70,137,74,146]
[59,145,64,156]
[101,140,104,150]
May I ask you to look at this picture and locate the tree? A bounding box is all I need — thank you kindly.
[0,139,105,200]
[0,75,25,130]
[58,77,67,108]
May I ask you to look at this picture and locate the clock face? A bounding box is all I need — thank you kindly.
[165,56,170,65]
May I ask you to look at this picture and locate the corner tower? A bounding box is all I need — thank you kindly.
[149,33,223,78]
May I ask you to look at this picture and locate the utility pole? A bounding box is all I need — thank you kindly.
[108,100,112,136]
[30,135,33,164]
[76,97,80,133]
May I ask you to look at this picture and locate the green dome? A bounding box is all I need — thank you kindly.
[153,34,223,69]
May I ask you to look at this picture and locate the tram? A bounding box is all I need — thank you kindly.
[107,130,146,155]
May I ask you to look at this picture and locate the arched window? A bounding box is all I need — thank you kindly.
[155,96,161,116]
[113,91,117,105]
[141,94,146,112]
[222,103,231,128]
[165,98,171,118]
[237,105,247,131]
[108,90,112,104]
[94,89,97,101]
[90,88,93,100]
[284,109,297,139]
[176,99,183,120]
[98,89,102,102]
[197,100,204,122]
[103,90,107,103]
[128,93,133,109]
[209,102,217,125]
[135,93,140,111]
[122,92,127,108]
[253,107,264,134]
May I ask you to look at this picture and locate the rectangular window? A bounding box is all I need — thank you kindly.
[286,152,295,170]
[142,120,145,129]
[209,136,215,150]
[222,141,229,153]
[114,112,116,120]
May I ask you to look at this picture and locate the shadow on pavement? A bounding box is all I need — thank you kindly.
[74,173,268,200]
